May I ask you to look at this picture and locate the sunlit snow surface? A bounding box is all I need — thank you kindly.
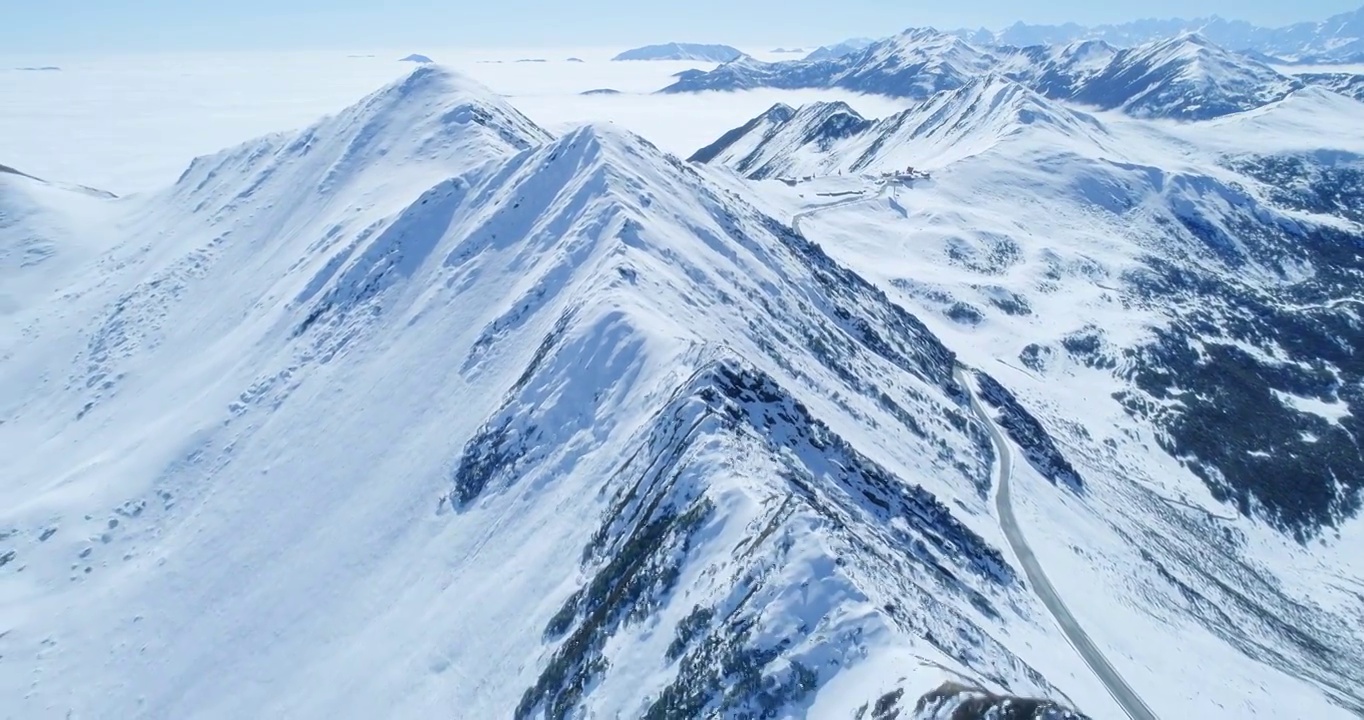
[1,45,1363,720]
[0,47,910,195]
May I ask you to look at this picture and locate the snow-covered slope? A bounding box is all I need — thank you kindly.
[664,28,1008,99]
[0,65,1129,719]
[955,6,1364,63]
[1060,34,1301,120]
[690,100,873,176]
[695,77,1110,179]
[612,43,743,62]
[803,38,877,62]
[0,166,118,323]
[698,63,1364,718]
[5,60,1364,720]
[1298,71,1364,100]
[664,30,1302,121]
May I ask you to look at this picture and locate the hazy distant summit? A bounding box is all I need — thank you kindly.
[954,4,1364,62]
[804,38,876,61]
[612,43,744,62]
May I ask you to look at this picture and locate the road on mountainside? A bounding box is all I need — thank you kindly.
[789,180,893,234]
[954,366,1160,720]
[789,185,1159,720]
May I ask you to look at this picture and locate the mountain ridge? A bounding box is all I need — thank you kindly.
[612,43,744,62]
[3,63,1363,719]
[954,5,1364,62]
[0,65,1101,719]
[665,30,1309,121]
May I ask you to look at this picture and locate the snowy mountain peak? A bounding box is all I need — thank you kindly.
[956,5,1364,62]
[803,37,876,62]
[872,27,997,68]
[1069,33,1301,119]
[762,102,797,122]
[792,99,868,124]
[611,42,744,62]
[940,73,1084,125]
[894,26,953,44]
[169,65,552,219]
[1050,38,1121,68]
[665,29,1305,120]
[695,74,1107,180]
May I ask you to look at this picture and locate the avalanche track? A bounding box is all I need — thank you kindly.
[955,366,1158,720]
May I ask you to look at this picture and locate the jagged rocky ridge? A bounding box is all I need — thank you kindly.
[906,682,1091,719]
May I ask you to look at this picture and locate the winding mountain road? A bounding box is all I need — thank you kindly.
[954,366,1159,720]
[790,186,1158,719]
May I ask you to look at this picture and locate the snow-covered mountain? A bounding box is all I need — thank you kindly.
[803,37,877,62]
[691,100,873,177]
[1298,71,1364,101]
[1050,33,1302,120]
[955,5,1364,63]
[5,61,1364,720]
[664,30,1306,120]
[665,28,1008,99]
[612,43,744,62]
[698,72,1364,717]
[0,64,1126,719]
[693,77,1110,178]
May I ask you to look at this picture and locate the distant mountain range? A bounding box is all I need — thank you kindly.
[953,4,1364,63]
[612,43,744,62]
[804,38,876,62]
[798,6,1364,64]
[664,29,1361,120]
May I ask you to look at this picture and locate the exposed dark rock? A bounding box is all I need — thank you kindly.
[975,372,1085,492]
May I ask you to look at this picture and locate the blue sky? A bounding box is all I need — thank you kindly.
[7,0,1362,53]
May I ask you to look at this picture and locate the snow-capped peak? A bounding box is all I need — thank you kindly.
[1066,33,1301,119]
[693,75,1108,179]
[170,65,552,216]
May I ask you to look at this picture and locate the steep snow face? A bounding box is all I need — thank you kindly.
[1022,40,1121,97]
[697,77,1111,179]
[687,102,797,167]
[1063,34,1301,120]
[834,28,1004,98]
[689,101,874,176]
[1,66,1115,719]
